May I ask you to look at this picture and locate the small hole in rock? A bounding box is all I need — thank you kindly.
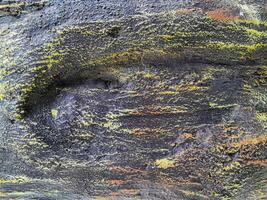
[107,26,121,38]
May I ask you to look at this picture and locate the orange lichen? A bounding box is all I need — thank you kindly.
[231,134,267,148]
[207,9,240,21]
[106,179,125,186]
[220,124,240,132]
[110,189,140,197]
[247,160,267,167]
[176,9,195,15]
[181,133,194,139]
[117,189,140,195]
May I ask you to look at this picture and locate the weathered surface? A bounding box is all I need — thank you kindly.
[0,0,267,199]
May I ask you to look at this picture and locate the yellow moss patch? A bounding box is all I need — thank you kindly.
[155,158,175,169]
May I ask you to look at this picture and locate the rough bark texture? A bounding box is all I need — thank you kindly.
[0,0,266,199]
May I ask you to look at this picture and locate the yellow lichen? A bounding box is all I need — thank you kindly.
[243,83,252,92]
[223,161,241,171]
[51,109,58,119]
[155,158,175,169]
[81,121,92,126]
[209,102,237,109]
[256,112,267,122]
[159,91,177,95]
[179,190,209,199]
[0,69,9,80]
[209,102,218,108]
[0,3,26,10]
[207,42,267,53]
[159,35,175,42]
[120,106,187,117]
[142,72,160,80]
[0,83,7,101]
[176,84,208,92]
[103,120,121,130]
[127,127,169,137]
[0,176,30,184]
[14,13,267,120]
[246,29,265,37]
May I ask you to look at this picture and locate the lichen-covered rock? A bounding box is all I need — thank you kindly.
[0,1,266,199]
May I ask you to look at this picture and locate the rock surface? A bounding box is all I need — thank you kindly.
[0,0,266,199]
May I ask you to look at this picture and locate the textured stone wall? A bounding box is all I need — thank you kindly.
[0,1,266,199]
